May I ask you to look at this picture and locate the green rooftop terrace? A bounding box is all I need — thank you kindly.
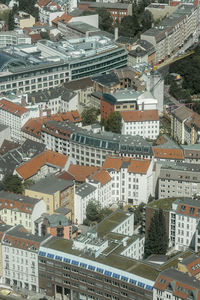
[147,197,178,211]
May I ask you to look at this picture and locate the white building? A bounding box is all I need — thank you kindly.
[0,191,46,234]
[169,198,200,251]
[74,169,112,224]
[1,225,48,292]
[0,30,31,48]
[104,156,154,206]
[121,109,159,140]
[0,99,30,142]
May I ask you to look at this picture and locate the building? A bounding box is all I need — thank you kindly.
[0,125,10,147]
[15,150,69,181]
[41,120,153,166]
[103,156,154,206]
[21,110,82,143]
[0,191,46,234]
[169,198,200,251]
[121,109,159,140]
[0,99,29,142]
[0,30,31,48]
[178,253,200,280]
[128,40,156,66]
[141,4,198,63]
[101,89,158,120]
[92,72,121,94]
[153,147,184,162]
[171,106,200,145]
[58,21,99,38]
[158,162,200,199]
[0,36,127,94]
[16,11,35,28]
[68,164,99,183]
[181,144,200,164]
[78,2,132,23]
[153,269,200,300]
[38,210,154,299]
[25,176,74,217]
[27,86,78,114]
[0,225,48,292]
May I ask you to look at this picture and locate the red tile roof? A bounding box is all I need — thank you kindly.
[121,110,159,122]
[52,13,72,25]
[22,110,82,138]
[0,99,28,117]
[90,169,111,186]
[29,33,42,43]
[57,171,75,181]
[68,164,99,182]
[103,156,151,174]
[153,147,184,160]
[176,201,200,218]
[37,0,51,7]
[16,150,68,180]
[181,255,200,277]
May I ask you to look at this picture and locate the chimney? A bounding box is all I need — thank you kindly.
[142,102,144,111]
[21,98,26,106]
[47,109,51,117]
[31,96,35,104]
[114,27,118,41]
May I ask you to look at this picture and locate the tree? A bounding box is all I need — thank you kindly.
[134,202,145,226]
[96,8,113,32]
[81,107,99,126]
[8,9,15,30]
[141,10,153,31]
[86,201,101,223]
[0,175,24,194]
[144,209,168,258]
[105,111,122,134]
[119,15,140,38]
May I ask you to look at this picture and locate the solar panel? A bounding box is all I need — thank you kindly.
[55,256,62,261]
[97,268,104,273]
[88,265,95,271]
[112,273,120,279]
[47,253,54,259]
[138,282,145,288]
[104,270,112,276]
[64,258,71,263]
[129,279,137,285]
[121,276,128,282]
[71,260,79,265]
[80,263,87,268]
[39,251,46,257]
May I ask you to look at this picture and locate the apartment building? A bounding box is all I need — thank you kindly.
[153,269,200,300]
[74,169,112,224]
[0,99,30,142]
[181,144,200,164]
[0,30,31,48]
[141,4,198,63]
[169,198,200,251]
[100,89,158,120]
[38,210,154,299]
[1,225,48,292]
[178,253,200,280]
[21,110,81,143]
[121,110,159,140]
[27,87,78,114]
[0,37,127,94]
[15,150,69,181]
[25,176,74,216]
[42,120,153,166]
[171,106,200,145]
[158,162,200,199]
[103,156,154,206]
[0,191,46,234]
[78,2,132,23]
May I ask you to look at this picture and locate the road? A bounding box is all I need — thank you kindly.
[157,50,194,70]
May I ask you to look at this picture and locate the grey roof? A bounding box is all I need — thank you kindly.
[90,91,103,99]
[92,72,120,88]
[28,176,74,194]
[129,47,147,58]
[159,268,200,290]
[67,21,99,34]
[0,139,45,176]
[175,198,200,209]
[116,36,137,44]
[181,254,200,265]
[55,207,71,214]
[75,182,96,198]
[5,225,47,243]
[154,134,180,149]
[0,51,26,72]
[45,213,71,226]
[0,190,40,205]
[28,86,76,104]
[64,77,93,90]
[172,106,193,122]
[81,1,130,9]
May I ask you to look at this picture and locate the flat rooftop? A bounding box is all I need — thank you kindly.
[147,197,178,210]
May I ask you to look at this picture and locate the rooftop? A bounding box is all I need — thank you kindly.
[153,147,184,160]
[121,110,159,122]
[27,176,74,194]
[68,164,99,182]
[147,197,178,210]
[75,182,96,198]
[0,99,28,117]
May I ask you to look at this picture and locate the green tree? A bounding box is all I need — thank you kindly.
[81,107,99,126]
[119,15,140,38]
[40,31,50,40]
[141,10,153,31]
[134,202,145,226]
[86,201,101,223]
[8,9,15,30]
[105,111,122,133]
[144,209,168,258]
[96,8,113,32]
[0,175,24,194]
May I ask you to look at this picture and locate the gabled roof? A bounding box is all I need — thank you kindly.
[52,13,72,25]
[121,110,159,122]
[153,147,184,160]
[68,164,99,182]
[16,150,68,180]
[89,169,111,186]
[0,99,28,117]
[180,254,200,277]
[37,0,51,7]
[103,156,151,174]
